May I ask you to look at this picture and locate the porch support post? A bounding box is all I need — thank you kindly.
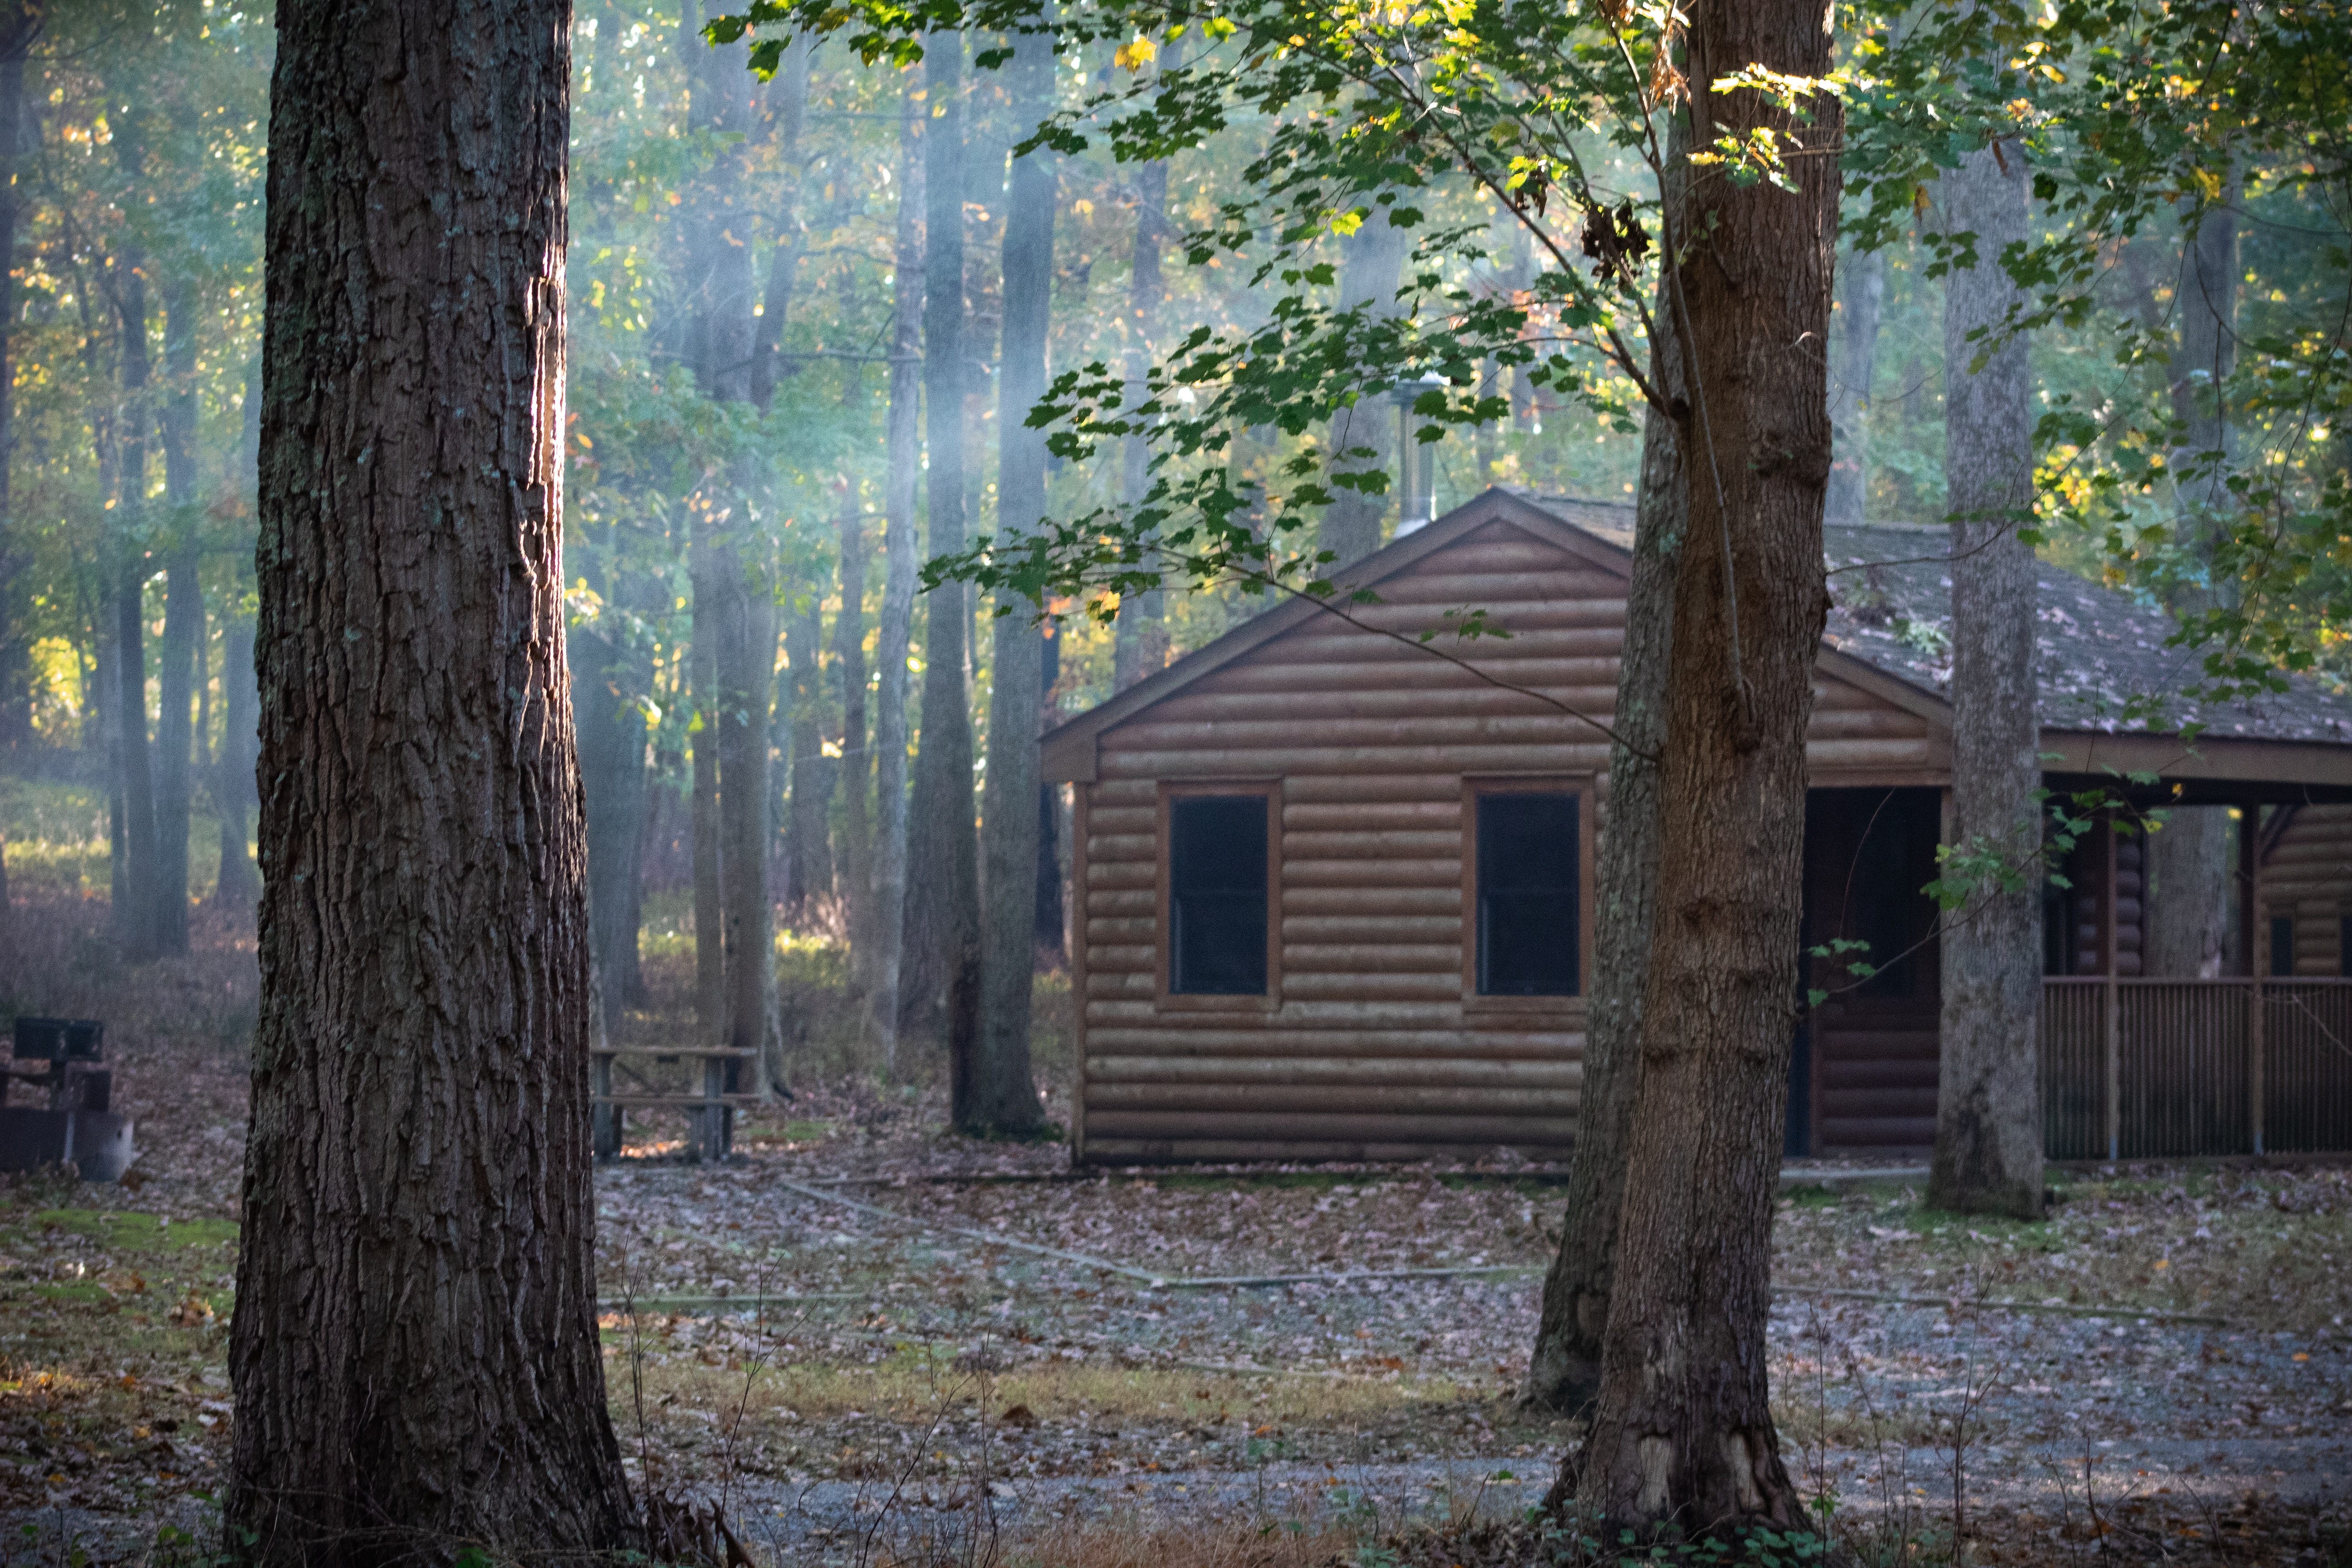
[2242,803,2265,1156]
[2103,814,2121,1162]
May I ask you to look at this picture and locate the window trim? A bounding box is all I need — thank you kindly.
[1156,779,1283,1013]
[1460,774,1594,1013]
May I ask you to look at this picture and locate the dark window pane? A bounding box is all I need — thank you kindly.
[2271,915,2295,978]
[2341,914,2351,980]
[1170,796,1268,995]
[1477,793,1578,996]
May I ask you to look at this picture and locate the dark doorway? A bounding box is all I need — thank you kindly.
[1793,788,1945,1153]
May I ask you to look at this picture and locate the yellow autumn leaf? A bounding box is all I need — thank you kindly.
[1114,35,1156,72]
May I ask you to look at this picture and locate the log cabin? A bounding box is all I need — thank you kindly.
[1041,488,2352,1163]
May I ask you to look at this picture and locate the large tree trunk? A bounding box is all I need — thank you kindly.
[154,276,202,954]
[864,84,922,1070]
[1561,3,1838,1531]
[1035,628,1063,959]
[1318,217,1407,569]
[227,0,637,1550]
[972,19,1055,1136]
[716,564,778,1089]
[112,253,160,960]
[906,29,982,1081]
[2144,188,2240,978]
[689,578,726,1031]
[1111,87,1170,693]
[1930,136,2044,1220]
[1825,246,1885,529]
[1524,128,1689,1412]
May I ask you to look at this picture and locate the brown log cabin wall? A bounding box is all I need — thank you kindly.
[2260,804,2352,975]
[1073,514,1950,1161]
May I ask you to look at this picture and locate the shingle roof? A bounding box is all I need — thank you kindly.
[1518,494,2352,747]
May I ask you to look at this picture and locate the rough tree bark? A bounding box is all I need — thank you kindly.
[226,0,637,1550]
[835,488,871,946]
[906,29,982,1076]
[1561,2,1839,1531]
[154,276,202,954]
[1524,127,1688,1412]
[1825,246,1884,529]
[689,580,726,1031]
[111,250,160,960]
[1318,215,1408,570]
[1929,135,2044,1220]
[864,83,922,1070]
[972,17,1055,1136]
[2144,187,2240,978]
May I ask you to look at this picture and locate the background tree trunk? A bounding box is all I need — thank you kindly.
[1564,2,1838,1529]
[784,594,832,912]
[1931,135,2044,1220]
[1318,217,1407,570]
[864,83,922,1071]
[907,29,982,1089]
[716,566,778,1089]
[1111,93,1170,694]
[214,605,260,910]
[112,251,159,960]
[972,18,1055,1136]
[2145,186,2240,978]
[689,581,726,1030]
[835,488,871,951]
[1826,245,1884,529]
[1524,129,1688,1412]
[154,275,201,954]
[227,0,636,1548]
[0,4,35,759]
[571,598,652,1028]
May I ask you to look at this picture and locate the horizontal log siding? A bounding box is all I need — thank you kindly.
[2260,805,2352,976]
[1075,517,1949,1161]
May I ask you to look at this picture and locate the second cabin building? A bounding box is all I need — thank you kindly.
[1041,489,2352,1165]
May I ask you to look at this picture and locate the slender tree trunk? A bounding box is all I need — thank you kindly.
[0,6,34,758]
[784,594,831,911]
[1318,216,1407,569]
[1524,125,1689,1413]
[1111,70,1171,693]
[227,0,637,1548]
[154,275,202,954]
[866,85,922,1069]
[690,564,726,1032]
[747,31,813,413]
[215,608,260,910]
[972,18,1055,1136]
[113,252,161,960]
[907,29,982,1081]
[1034,627,1063,958]
[1561,4,1839,1530]
[571,596,652,1028]
[2145,185,2240,979]
[834,488,871,952]
[214,358,263,912]
[1930,134,2044,1221]
[716,564,778,1088]
[1825,245,1885,529]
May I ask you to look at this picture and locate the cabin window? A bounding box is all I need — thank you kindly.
[2341,913,2351,979]
[2270,915,2296,978]
[1167,794,1271,995]
[1474,791,1581,996]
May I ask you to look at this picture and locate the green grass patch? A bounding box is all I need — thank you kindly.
[28,1210,239,1252]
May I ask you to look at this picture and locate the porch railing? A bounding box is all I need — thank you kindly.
[2040,977,2352,1159]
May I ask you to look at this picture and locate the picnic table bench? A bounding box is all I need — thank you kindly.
[591,1044,759,1162]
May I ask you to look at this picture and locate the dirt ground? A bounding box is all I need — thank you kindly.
[0,897,2347,1566]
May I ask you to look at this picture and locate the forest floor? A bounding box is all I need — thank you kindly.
[0,895,2344,1566]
